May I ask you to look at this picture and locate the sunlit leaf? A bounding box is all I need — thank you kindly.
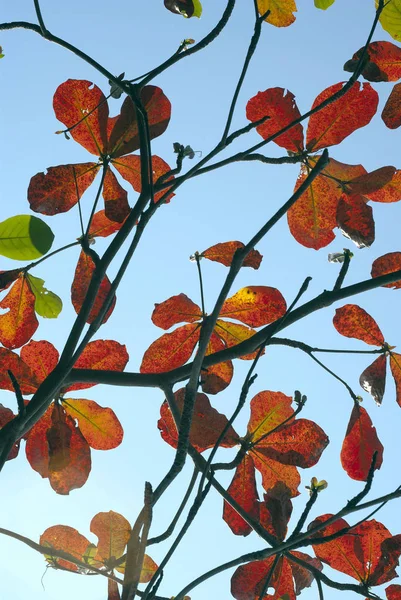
[344,41,401,82]
[360,354,387,405]
[346,166,396,196]
[201,333,233,394]
[0,347,39,394]
[20,340,59,384]
[387,585,401,600]
[371,252,401,288]
[71,251,116,324]
[257,0,297,27]
[0,275,38,349]
[214,320,259,360]
[383,82,401,129]
[139,554,158,583]
[365,170,401,203]
[220,286,286,327]
[140,323,200,373]
[90,511,131,561]
[63,399,123,450]
[26,274,62,318]
[223,454,260,537]
[341,404,384,480]
[390,352,401,407]
[113,154,175,204]
[333,304,385,346]
[102,167,130,223]
[259,482,293,542]
[0,215,54,260]
[336,194,375,248]
[377,0,401,42]
[88,210,126,238]
[314,0,335,8]
[0,404,19,460]
[40,525,91,572]
[201,241,262,269]
[151,294,202,330]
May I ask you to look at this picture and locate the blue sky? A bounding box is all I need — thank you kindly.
[1,1,401,599]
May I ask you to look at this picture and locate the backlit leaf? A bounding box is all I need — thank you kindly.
[102,167,130,223]
[0,269,24,291]
[0,275,38,349]
[26,274,62,318]
[90,511,131,561]
[139,554,158,583]
[0,347,39,394]
[201,241,262,269]
[40,525,91,572]
[201,333,233,394]
[390,352,401,407]
[360,354,387,405]
[71,251,116,324]
[366,170,401,203]
[219,286,286,327]
[257,0,297,27]
[341,404,384,480]
[223,454,260,537]
[306,82,378,151]
[140,323,200,373]
[0,404,19,460]
[382,82,401,128]
[333,304,385,346]
[346,166,396,196]
[387,585,401,600]
[158,388,239,452]
[164,0,202,18]
[152,294,201,330]
[247,391,294,441]
[259,482,293,542]
[252,449,301,497]
[28,163,99,216]
[336,194,375,248]
[214,320,259,360]
[63,399,123,450]
[315,0,335,8]
[246,87,304,152]
[345,41,401,82]
[88,210,126,238]
[377,0,401,42]
[371,252,401,288]
[53,79,109,155]
[0,215,54,260]
[20,340,59,384]
[113,154,175,203]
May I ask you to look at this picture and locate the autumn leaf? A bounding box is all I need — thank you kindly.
[62,399,123,450]
[112,154,175,203]
[377,0,401,42]
[345,166,396,196]
[201,333,233,394]
[259,482,293,542]
[382,83,401,129]
[90,511,131,562]
[201,241,262,269]
[0,347,40,394]
[88,210,126,238]
[102,167,130,223]
[151,294,202,330]
[0,275,39,349]
[0,404,19,460]
[140,323,200,373]
[344,41,401,82]
[341,403,384,480]
[371,252,401,288]
[359,354,387,405]
[390,352,401,407]
[257,0,297,27]
[214,319,259,360]
[40,525,91,572]
[366,170,401,203]
[71,251,116,324]
[20,339,59,384]
[219,286,287,327]
[336,194,375,248]
[387,585,401,600]
[223,454,260,537]
[333,304,385,346]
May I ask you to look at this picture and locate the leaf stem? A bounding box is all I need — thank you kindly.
[194,252,206,316]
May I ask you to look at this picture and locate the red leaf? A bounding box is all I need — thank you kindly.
[28,163,99,216]
[333,304,385,346]
[0,347,39,394]
[220,286,286,327]
[201,333,233,394]
[387,585,401,600]
[0,404,19,460]
[390,352,401,407]
[252,450,301,497]
[71,251,116,324]
[140,323,200,373]
[306,82,378,151]
[40,525,91,572]
[151,294,202,330]
[88,210,126,238]
[247,391,294,439]
[0,276,38,349]
[63,398,123,450]
[371,252,401,288]
[53,79,109,155]
[201,241,262,269]
[341,404,384,481]
[90,511,131,561]
[158,388,239,452]
[0,269,24,291]
[336,194,375,248]
[223,454,260,537]
[346,166,396,196]
[102,167,130,223]
[108,87,171,158]
[382,82,401,129]
[66,339,129,392]
[345,42,401,82]
[112,154,175,203]
[366,170,401,203]
[246,87,304,152]
[360,354,387,405]
[259,482,293,543]
[20,340,59,384]
[214,320,259,360]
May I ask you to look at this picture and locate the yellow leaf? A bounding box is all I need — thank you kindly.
[377,0,401,41]
[257,0,297,27]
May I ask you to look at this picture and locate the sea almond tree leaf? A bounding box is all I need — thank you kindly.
[387,585,401,600]
[377,0,401,42]
[214,319,259,360]
[71,251,116,324]
[40,525,91,572]
[0,269,24,291]
[152,294,202,330]
[112,154,175,203]
[382,82,401,128]
[0,276,39,349]
[65,339,129,392]
[346,166,396,195]
[371,252,401,288]
[139,554,159,583]
[219,286,286,327]
[141,323,200,373]
[0,404,19,460]
[26,274,62,319]
[88,210,126,238]
[62,399,124,450]
[390,352,401,407]
[251,449,301,497]
[0,347,40,394]
[246,87,304,152]
[90,510,131,562]
[201,241,262,269]
[341,404,384,481]
[201,332,233,394]
[336,194,375,248]
[102,167,130,223]
[0,215,55,260]
[365,170,401,203]
[259,482,293,542]
[247,391,294,441]
[28,163,99,216]
[360,354,387,405]
[223,454,260,537]
[158,388,239,452]
[315,0,335,8]
[20,340,59,384]
[306,82,378,151]
[164,0,202,18]
[345,42,401,82]
[257,0,297,27]
[108,87,171,158]
[333,304,385,346]
[53,79,109,155]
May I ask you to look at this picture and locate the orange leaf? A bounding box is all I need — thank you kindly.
[63,399,123,450]
[387,585,401,600]
[341,404,383,481]
[0,404,19,460]
[366,170,401,203]
[346,166,396,196]
[108,87,171,158]
[251,449,301,497]
[102,167,130,223]
[140,323,200,373]
[371,252,401,288]
[0,347,39,394]
[336,193,375,248]
[20,340,59,384]
[259,482,293,542]
[246,87,304,152]
[53,79,109,155]
[257,0,297,27]
[214,319,259,360]
[40,524,91,572]
[108,579,121,600]
[359,354,387,405]
[112,154,175,203]
[152,294,202,330]
[90,510,131,561]
[390,352,401,407]
[306,82,378,151]
[247,391,294,440]
[223,454,260,537]
[382,82,401,129]
[220,286,286,327]
[158,388,239,452]
[345,41,401,82]
[0,276,38,349]
[88,210,126,238]
[71,251,116,324]
[201,241,262,269]
[66,339,129,392]
[201,332,233,394]
[28,163,99,216]
[139,554,158,583]
[333,304,385,346]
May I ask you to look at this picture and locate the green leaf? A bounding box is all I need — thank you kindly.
[27,274,62,318]
[377,0,401,41]
[314,0,335,7]
[0,215,54,260]
[192,0,202,17]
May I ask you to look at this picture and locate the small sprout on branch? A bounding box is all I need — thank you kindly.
[173,142,201,159]
[0,46,4,59]
[328,249,354,263]
[294,389,307,407]
[189,251,201,262]
[108,73,125,99]
[305,477,328,496]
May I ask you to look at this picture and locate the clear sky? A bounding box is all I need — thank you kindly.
[1,1,401,600]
